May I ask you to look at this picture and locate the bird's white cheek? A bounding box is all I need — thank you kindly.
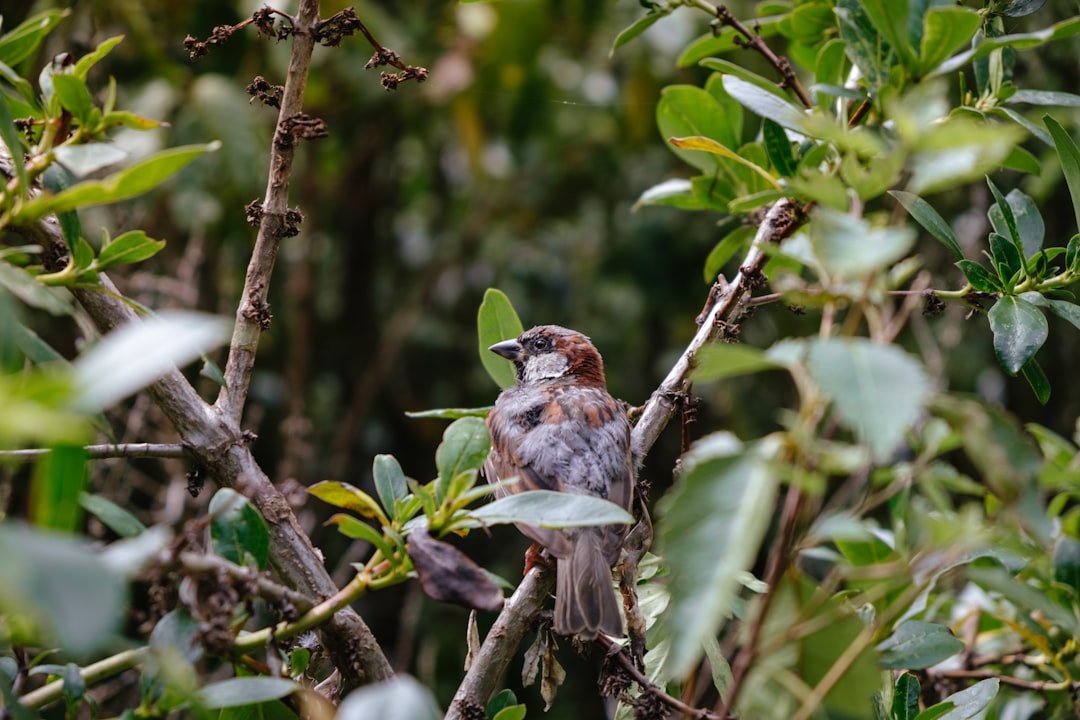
[522,353,569,383]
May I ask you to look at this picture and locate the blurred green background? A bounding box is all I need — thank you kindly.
[4,0,1080,714]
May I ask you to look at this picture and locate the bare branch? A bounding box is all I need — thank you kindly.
[0,443,188,462]
[214,0,322,424]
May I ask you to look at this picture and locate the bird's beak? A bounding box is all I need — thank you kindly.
[489,339,523,361]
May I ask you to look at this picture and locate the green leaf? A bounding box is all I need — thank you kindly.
[691,342,781,381]
[1053,535,1080,594]
[95,230,166,269]
[931,678,999,720]
[0,263,74,315]
[877,621,964,670]
[633,178,709,211]
[0,10,68,67]
[54,143,128,178]
[762,119,796,177]
[955,259,1001,293]
[72,235,94,272]
[611,11,665,54]
[934,16,1080,77]
[703,227,754,284]
[325,514,394,558]
[986,177,1025,262]
[434,417,490,501]
[668,136,780,189]
[492,705,527,720]
[987,295,1048,375]
[988,233,1021,285]
[1021,357,1051,405]
[71,311,229,413]
[1046,115,1080,234]
[914,704,956,720]
[373,454,408,519]
[809,206,916,279]
[720,75,807,133]
[858,0,916,72]
[889,191,962,260]
[1011,89,1080,107]
[51,73,93,123]
[657,433,778,676]
[836,0,894,90]
[404,406,491,420]
[806,338,930,462]
[209,488,270,570]
[908,123,1025,195]
[487,689,519,719]
[197,678,298,709]
[477,288,524,390]
[1000,145,1041,176]
[337,675,441,720]
[677,17,784,67]
[917,7,981,75]
[15,142,221,223]
[30,444,87,532]
[309,481,388,522]
[815,39,849,89]
[466,490,633,529]
[0,523,126,654]
[73,35,124,79]
[892,673,921,720]
[79,492,147,537]
[0,96,28,199]
[657,85,739,174]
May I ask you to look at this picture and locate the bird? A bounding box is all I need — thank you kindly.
[484,325,634,639]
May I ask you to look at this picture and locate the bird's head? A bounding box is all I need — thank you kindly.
[489,325,606,388]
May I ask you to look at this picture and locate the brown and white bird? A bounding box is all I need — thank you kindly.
[484,325,634,639]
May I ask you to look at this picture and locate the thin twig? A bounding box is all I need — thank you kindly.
[0,443,188,462]
[176,551,315,614]
[596,635,725,720]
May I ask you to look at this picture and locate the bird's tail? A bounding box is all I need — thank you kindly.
[554,529,623,639]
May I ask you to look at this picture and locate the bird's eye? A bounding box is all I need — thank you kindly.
[533,337,550,351]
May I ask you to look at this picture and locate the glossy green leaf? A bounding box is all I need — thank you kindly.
[986,177,1025,262]
[987,295,1048,375]
[71,311,229,412]
[611,11,665,54]
[54,143,128,178]
[197,678,298,709]
[1000,145,1042,176]
[762,119,796,177]
[1046,115,1080,233]
[815,39,848,90]
[703,225,755,282]
[434,417,490,503]
[908,123,1025,195]
[15,142,220,223]
[807,338,930,462]
[337,675,440,720]
[657,85,735,174]
[30,444,87,532]
[917,7,981,75]
[989,233,1021,284]
[51,73,93,123]
[892,673,920,720]
[809,206,916,278]
[79,492,147,537]
[325,514,394,558]
[1053,535,1080,594]
[1011,89,1080,107]
[0,263,74,316]
[934,16,1080,77]
[466,490,633,529]
[73,35,124,79]
[633,178,708,211]
[309,481,388,522]
[721,75,807,133]
[932,678,999,719]
[1021,357,1051,404]
[96,230,166,269]
[658,433,778,676]
[477,288,524,390]
[955,259,1001,293]
[691,342,781,381]
[858,0,915,72]
[889,191,962,260]
[373,454,408,518]
[209,488,269,569]
[0,523,126,653]
[0,10,68,67]
[877,621,963,670]
[677,17,784,67]
[668,136,780,189]
[835,0,894,90]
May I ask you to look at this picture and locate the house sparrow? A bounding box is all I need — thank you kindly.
[484,325,634,639]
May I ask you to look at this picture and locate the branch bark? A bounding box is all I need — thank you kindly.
[445,199,804,718]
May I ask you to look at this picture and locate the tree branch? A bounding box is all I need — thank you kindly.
[214,0,321,424]
[0,443,188,462]
[446,199,805,716]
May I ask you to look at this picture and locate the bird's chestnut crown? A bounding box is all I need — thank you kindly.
[489,325,606,387]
